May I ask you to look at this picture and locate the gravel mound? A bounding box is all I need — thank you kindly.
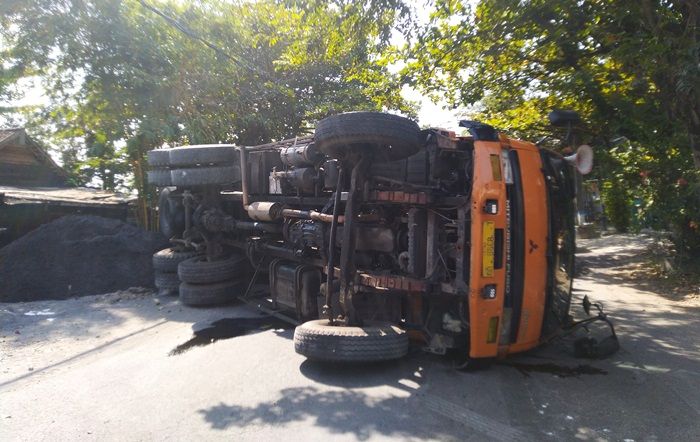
[0,215,168,302]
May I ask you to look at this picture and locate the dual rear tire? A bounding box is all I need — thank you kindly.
[152,248,246,306]
[152,247,199,295]
[146,144,240,188]
[176,253,247,306]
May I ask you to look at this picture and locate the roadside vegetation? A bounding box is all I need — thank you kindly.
[1,0,698,263]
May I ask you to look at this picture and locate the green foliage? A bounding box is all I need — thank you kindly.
[406,0,700,258]
[1,0,414,194]
[601,180,630,233]
[670,171,700,260]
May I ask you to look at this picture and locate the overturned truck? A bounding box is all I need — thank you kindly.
[148,111,592,364]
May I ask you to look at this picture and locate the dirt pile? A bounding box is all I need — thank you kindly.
[0,215,168,302]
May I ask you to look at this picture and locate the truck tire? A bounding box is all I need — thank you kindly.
[179,280,243,306]
[171,165,240,187]
[155,271,180,293]
[294,320,409,362]
[158,187,185,239]
[168,144,238,167]
[153,247,199,273]
[147,149,171,167]
[315,112,421,163]
[178,254,247,284]
[147,169,172,187]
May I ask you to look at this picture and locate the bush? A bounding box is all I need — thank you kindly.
[601,180,631,233]
[671,179,700,262]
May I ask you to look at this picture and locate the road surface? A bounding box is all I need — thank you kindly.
[1,234,699,441]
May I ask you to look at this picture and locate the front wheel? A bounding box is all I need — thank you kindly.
[293,320,408,362]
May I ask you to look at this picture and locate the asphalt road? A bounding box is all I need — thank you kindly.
[1,234,699,441]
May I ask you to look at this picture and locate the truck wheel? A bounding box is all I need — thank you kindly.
[158,187,185,239]
[147,169,172,187]
[179,280,243,306]
[170,165,241,187]
[293,320,409,362]
[168,145,238,167]
[154,271,180,293]
[153,247,199,273]
[314,112,421,163]
[178,254,247,284]
[147,149,171,167]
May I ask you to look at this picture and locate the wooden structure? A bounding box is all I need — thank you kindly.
[0,128,70,187]
[0,128,135,246]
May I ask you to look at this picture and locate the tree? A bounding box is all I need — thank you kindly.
[1,0,414,223]
[406,0,700,257]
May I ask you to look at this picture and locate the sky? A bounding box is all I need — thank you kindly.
[403,86,465,131]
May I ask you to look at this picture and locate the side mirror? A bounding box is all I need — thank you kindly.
[548,109,581,127]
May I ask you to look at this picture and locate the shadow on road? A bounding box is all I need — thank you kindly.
[199,353,530,441]
[198,387,455,441]
[298,356,426,388]
[197,354,450,440]
[577,233,699,302]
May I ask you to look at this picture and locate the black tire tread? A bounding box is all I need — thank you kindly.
[153,248,199,272]
[294,320,408,362]
[168,144,238,167]
[315,112,421,163]
[147,169,172,187]
[179,280,243,306]
[147,149,171,167]
[177,254,247,284]
[155,272,180,292]
[170,165,240,187]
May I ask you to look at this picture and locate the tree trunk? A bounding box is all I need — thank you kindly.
[132,156,149,228]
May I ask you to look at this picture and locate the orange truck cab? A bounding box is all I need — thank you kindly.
[467,128,577,359]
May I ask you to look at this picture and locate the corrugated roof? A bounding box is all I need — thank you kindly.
[0,185,135,206]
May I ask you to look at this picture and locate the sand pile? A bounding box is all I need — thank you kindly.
[0,215,168,302]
